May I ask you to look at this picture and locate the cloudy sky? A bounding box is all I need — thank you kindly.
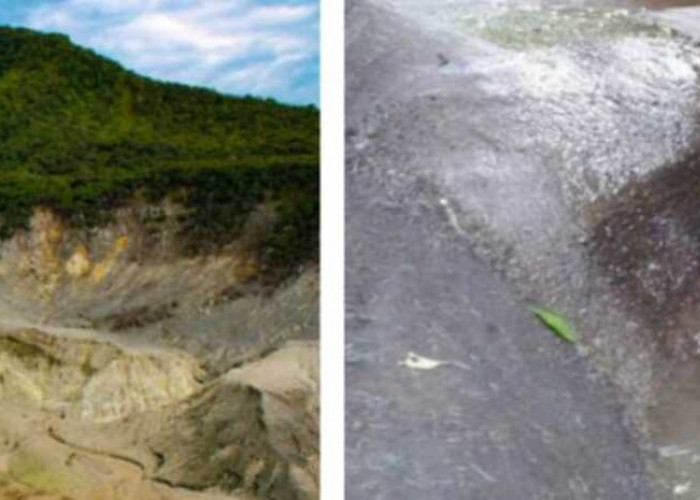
[0,0,319,105]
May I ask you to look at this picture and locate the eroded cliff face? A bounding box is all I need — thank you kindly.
[0,207,319,500]
[0,325,202,422]
[0,205,318,373]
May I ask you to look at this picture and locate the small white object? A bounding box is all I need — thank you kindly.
[399,351,469,371]
[674,482,691,495]
[401,352,447,370]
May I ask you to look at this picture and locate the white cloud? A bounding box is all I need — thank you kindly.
[215,51,313,92]
[23,0,318,104]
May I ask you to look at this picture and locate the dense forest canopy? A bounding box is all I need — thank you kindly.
[0,27,319,280]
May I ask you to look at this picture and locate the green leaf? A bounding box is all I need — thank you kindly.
[530,306,577,343]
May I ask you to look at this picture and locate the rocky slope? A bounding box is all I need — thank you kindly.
[0,205,318,375]
[0,27,319,500]
[346,0,700,497]
[0,206,319,500]
[0,325,318,500]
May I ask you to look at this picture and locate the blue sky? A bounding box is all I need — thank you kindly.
[0,0,319,105]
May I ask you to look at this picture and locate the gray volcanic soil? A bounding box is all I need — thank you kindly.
[347,0,700,498]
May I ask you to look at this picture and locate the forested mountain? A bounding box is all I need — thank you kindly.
[0,27,319,278]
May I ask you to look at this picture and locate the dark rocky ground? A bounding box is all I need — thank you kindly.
[346,164,653,499]
[346,0,700,497]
